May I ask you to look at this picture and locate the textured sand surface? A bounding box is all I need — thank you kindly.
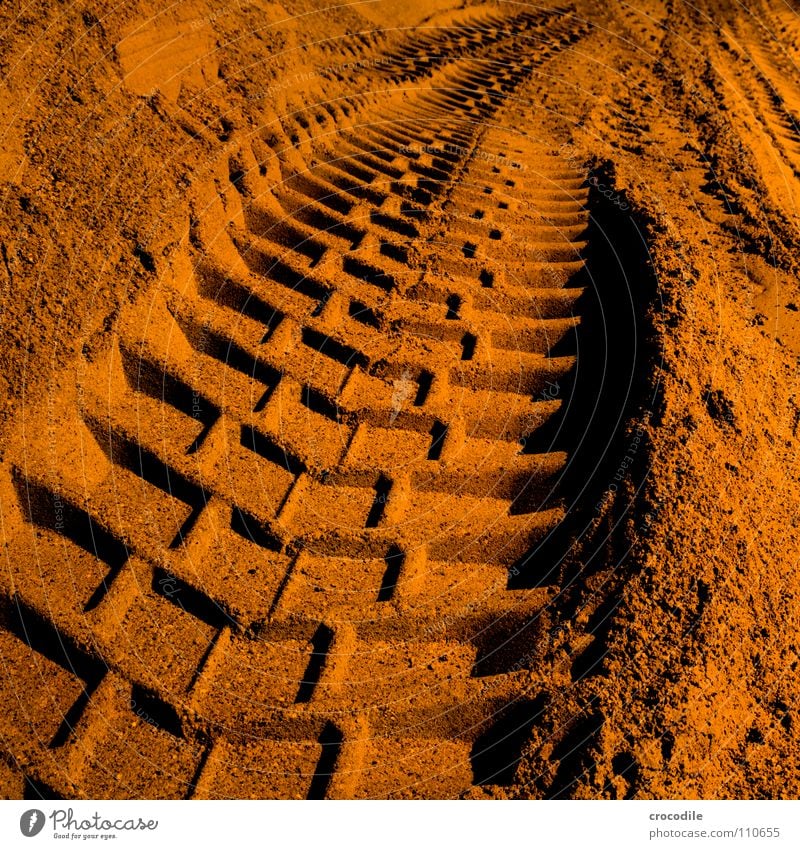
[1,0,799,799]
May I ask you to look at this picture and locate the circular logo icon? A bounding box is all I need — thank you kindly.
[19,809,45,837]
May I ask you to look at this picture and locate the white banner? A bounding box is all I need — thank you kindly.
[2,800,798,848]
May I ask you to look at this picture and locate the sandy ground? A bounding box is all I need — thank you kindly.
[1,0,799,799]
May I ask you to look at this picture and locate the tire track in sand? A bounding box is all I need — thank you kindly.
[0,8,603,799]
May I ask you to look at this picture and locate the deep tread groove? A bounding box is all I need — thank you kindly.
[240,425,307,476]
[301,385,341,421]
[460,332,478,360]
[348,300,381,329]
[365,476,392,528]
[5,599,104,683]
[130,684,184,738]
[152,567,235,628]
[296,624,334,704]
[231,506,283,551]
[14,475,129,571]
[413,371,434,406]
[377,547,404,602]
[471,696,548,785]
[427,421,448,460]
[307,722,343,799]
[301,327,368,368]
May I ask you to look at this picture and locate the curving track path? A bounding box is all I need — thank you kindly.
[0,7,601,799]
